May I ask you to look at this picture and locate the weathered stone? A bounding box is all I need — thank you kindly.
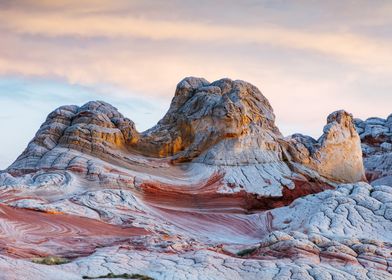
[0,77,389,280]
[354,114,392,186]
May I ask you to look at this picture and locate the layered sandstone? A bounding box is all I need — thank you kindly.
[0,77,387,280]
[286,110,365,183]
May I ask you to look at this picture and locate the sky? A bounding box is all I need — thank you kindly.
[0,0,392,169]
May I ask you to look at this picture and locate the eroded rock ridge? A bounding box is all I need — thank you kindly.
[0,77,389,280]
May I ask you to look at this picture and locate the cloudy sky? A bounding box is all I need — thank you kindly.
[0,0,392,169]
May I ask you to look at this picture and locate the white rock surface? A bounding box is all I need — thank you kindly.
[0,77,388,279]
[355,116,392,186]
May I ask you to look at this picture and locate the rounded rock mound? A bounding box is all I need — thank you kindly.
[7,77,365,201]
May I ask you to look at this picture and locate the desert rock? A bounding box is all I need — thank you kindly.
[355,115,392,186]
[0,77,386,280]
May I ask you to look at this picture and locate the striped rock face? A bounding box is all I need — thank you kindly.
[0,77,387,280]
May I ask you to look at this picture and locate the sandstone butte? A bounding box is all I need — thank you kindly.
[0,77,391,280]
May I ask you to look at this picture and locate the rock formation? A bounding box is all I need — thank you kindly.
[286,110,365,183]
[7,78,366,208]
[355,116,392,186]
[0,77,389,280]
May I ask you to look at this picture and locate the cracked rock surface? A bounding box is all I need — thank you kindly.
[355,116,392,186]
[0,77,389,280]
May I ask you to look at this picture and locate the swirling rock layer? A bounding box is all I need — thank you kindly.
[0,77,388,280]
[0,204,148,258]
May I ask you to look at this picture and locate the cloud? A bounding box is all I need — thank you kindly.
[0,3,391,100]
[1,7,392,72]
[0,0,391,142]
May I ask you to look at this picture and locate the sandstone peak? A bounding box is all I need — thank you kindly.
[139,77,281,163]
[285,109,365,183]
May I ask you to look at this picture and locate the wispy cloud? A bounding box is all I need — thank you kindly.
[1,7,392,70]
[0,0,392,168]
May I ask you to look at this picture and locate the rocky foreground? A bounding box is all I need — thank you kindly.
[0,77,391,280]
